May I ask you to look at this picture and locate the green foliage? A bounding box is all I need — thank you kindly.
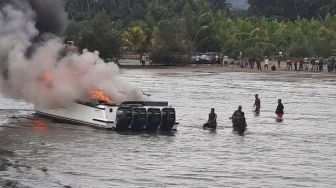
[64,0,336,64]
[151,19,189,64]
[181,4,221,53]
[210,13,336,58]
[64,0,231,24]
[122,26,148,54]
[65,13,122,61]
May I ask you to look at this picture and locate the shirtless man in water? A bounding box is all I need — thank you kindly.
[253,94,261,112]
[204,108,217,129]
[208,108,217,123]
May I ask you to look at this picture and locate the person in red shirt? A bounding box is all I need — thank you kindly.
[253,94,261,112]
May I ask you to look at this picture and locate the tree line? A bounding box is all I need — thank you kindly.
[64,0,336,64]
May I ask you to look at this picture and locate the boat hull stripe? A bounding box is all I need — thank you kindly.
[35,111,112,129]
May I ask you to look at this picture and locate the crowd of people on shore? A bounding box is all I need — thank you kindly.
[281,57,336,72]
[203,94,284,135]
[194,53,336,73]
[138,52,336,73]
[227,57,336,72]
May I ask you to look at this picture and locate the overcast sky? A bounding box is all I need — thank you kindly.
[228,0,249,10]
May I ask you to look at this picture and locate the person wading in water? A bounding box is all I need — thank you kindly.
[203,108,217,129]
[275,99,284,118]
[253,94,261,112]
[231,105,247,135]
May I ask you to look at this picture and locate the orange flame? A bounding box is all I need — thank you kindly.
[42,70,53,88]
[32,118,48,132]
[89,88,113,104]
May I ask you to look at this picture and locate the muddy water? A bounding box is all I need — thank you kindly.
[1,69,336,187]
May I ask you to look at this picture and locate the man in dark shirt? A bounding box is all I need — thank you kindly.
[232,105,246,125]
[294,59,298,71]
[256,58,262,70]
[232,106,244,119]
[275,99,284,118]
[253,94,261,112]
[232,105,247,134]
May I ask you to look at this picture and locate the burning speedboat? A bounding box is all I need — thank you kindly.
[35,87,178,131]
[35,100,178,132]
[0,1,178,132]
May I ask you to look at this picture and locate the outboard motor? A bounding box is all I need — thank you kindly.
[115,107,133,131]
[160,108,176,131]
[146,108,161,131]
[131,108,147,131]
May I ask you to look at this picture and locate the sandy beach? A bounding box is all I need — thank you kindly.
[119,59,336,79]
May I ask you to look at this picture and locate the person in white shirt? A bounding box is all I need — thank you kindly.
[224,55,229,66]
[195,55,200,63]
[141,54,146,66]
[264,56,269,70]
[200,54,207,65]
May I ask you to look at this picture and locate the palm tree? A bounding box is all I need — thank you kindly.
[122,26,149,55]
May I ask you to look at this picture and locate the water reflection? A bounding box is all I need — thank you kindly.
[31,118,48,132]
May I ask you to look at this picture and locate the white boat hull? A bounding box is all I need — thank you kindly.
[35,102,117,129]
[35,101,178,131]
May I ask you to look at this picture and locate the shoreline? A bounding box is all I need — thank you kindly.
[119,60,336,79]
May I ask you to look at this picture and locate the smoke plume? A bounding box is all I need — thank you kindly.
[0,0,143,107]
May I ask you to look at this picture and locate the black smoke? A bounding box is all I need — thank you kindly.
[0,0,68,71]
[0,0,68,36]
[28,0,68,35]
